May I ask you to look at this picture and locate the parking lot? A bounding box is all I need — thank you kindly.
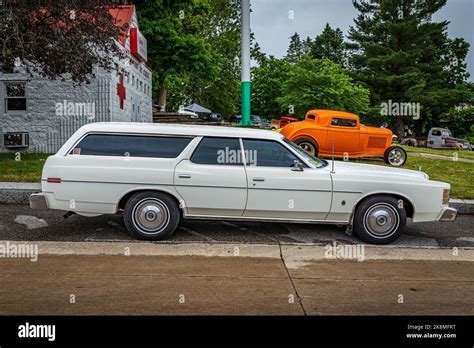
[0,204,473,247]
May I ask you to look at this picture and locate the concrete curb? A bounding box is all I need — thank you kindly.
[0,240,472,264]
[0,182,41,205]
[448,198,474,214]
[0,182,473,214]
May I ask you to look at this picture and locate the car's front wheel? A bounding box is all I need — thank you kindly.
[124,191,180,240]
[353,195,406,244]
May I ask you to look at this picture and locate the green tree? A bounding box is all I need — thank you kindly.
[251,57,291,118]
[277,57,370,117]
[167,0,265,116]
[348,0,472,136]
[309,23,347,67]
[285,32,305,63]
[134,0,219,111]
[0,0,127,83]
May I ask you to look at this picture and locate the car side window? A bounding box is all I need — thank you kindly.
[242,139,301,167]
[70,134,193,158]
[331,118,357,127]
[307,114,316,120]
[191,137,243,165]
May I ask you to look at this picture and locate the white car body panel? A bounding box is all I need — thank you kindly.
[174,159,248,216]
[244,165,332,220]
[38,122,451,226]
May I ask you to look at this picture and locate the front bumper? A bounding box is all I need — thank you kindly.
[438,207,457,222]
[30,192,48,210]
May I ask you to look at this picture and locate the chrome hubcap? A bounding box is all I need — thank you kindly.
[363,204,399,237]
[133,198,169,233]
[388,149,405,166]
[298,142,316,156]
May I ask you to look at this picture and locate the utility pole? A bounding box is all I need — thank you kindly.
[238,0,253,126]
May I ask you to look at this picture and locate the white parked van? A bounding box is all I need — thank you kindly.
[30,122,456,244]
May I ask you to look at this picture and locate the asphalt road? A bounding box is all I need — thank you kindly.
[0,204,473,247]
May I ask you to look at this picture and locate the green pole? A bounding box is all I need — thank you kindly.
[238,0,253,126]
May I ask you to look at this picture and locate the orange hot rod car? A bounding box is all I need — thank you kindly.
[280,109,407,166]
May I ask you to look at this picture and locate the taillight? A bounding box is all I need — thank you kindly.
[47,178,62,183]
[442,189,450,205]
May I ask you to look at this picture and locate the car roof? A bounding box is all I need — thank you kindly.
[307,109,359,120]
[78,122,284,140]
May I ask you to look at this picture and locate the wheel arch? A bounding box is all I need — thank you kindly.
[116,188,184,216]
[350,192,415,224]
[293,133,320,149]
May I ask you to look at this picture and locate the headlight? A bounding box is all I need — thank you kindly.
[442,189,450,205]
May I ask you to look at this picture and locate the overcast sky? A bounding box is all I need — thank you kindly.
[251,0,474,81]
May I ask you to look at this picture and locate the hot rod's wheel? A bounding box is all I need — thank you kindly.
[295,137,319,157]
[353,195,406,244]
[384,146,407,166]
[124,191,180,240]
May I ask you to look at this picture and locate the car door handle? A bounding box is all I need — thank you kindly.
[253,177,265,182]
[178,174,191,179]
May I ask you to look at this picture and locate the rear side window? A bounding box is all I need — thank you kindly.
[431,130,441,136]
[191,137,242,165]
[71,134,193,158]
[331,118,357,127]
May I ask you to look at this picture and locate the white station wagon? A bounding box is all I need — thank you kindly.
[30,122,457,244]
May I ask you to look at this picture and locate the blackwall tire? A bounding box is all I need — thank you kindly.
[353,195,406,244]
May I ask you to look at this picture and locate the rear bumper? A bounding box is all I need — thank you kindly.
[438,207,457,222]
[29,192,48,210]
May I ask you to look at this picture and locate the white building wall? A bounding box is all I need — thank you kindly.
[0,69,110,153]
[0,6,152,153]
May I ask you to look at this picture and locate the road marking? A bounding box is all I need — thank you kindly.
[457,237,474,243]
[179,227,216,242]
[85,238,131,243]
[14,215,48,230]
[282,225,352,244]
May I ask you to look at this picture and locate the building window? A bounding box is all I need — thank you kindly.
[132,76,135,87]
[140,81,143,92]
[5,82,26,113]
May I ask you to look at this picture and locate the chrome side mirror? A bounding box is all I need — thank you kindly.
[291,160,304,172]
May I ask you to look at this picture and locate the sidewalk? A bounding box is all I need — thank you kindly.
[0,242,472,315]
[409,151,474,163]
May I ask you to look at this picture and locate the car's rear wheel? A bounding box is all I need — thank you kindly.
[124,191,180,240]
[353,195,406,244]
[295,137,319,157]
[384,146,407,166]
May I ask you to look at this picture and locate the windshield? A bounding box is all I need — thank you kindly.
[442,130,452,137]
[283,138,328,168]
